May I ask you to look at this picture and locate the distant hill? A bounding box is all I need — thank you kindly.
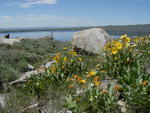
[0,24,150,36]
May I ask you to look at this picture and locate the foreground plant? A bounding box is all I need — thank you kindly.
[20,35,150,113]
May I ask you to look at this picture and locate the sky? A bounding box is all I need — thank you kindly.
[0,0,150,28]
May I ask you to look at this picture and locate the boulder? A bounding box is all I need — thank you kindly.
[72,28,112,54]
[0,38,21,45]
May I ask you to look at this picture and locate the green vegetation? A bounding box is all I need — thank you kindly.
[0,38,70,89]
[0,35,150,113]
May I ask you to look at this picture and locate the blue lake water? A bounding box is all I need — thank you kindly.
[0,31,120,41]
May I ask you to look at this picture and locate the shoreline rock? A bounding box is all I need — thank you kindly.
[0,38,21,45]
[72,28,112,54]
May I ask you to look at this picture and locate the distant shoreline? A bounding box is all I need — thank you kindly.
[0,24,150,36]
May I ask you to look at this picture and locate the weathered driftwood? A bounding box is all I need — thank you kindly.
[9,68,45,85]
[9,61,55,85]
[19,103,39,113]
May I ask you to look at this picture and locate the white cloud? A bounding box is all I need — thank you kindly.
[5,2,20,7]
[0,16,13,21]
[16,14,58,20]
[0,14,96,28]
[20,0,58,7]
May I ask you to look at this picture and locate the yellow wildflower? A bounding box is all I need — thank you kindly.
[77,77,82,82]
[94,76,100,81]
[114,56,118,60]
[111,47,118,54]
[114,85,122,91]
[53,53,61,63]
[68,84,74,89]
[120,34,128,39]
[130,43,136,47]
[134,38,139,43]
[78,57,82,61]
[93,76,100,86]
[100,70,108,73]
[63,47,68,50]
[104,42,111,51]
[63,56,68,62]
[115,41,123,50]
[87,70,96,77]
[73,74,78,79]
[94,81,100,86]
[124,37,131,43]
[142,80,149,86]
[125,42,130,48]
[100,90,108,95]
[50,66,56,74]
[68,50,77,56]
[79,80,86,84]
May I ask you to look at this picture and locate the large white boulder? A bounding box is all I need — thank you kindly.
[0,38,21,45]
[72,28,112,54]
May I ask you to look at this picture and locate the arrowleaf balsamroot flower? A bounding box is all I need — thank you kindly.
[100,90,108,95]
[73,74,78,79]
[114,85,122,91]
[115,41,123,50]
[50,66,56,74]
[68,50,77,56]
[63,47,68,50]
[87,70,96,77]
[79,80,86,84]
[63,56,68,62]
[142,80,149,86]
[120,34,128,39]
[93,76,100,86]
[111,47,118,54]
[53,53,61,63]
[100,70,108,73]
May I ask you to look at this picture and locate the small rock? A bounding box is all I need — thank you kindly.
[0,94,6,108]
[58,109,72,113]
[27,64,35,71]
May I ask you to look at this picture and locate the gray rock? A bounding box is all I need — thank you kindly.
[58,109,72,113]
[144,64,150,73]
[0,94,6,108]
[72,28,112,54]
[0,38,21,45]
[27,64,35,71]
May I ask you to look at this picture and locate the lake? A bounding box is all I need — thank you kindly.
[0,31,120,41]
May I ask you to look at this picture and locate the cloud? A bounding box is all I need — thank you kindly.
[0,14,58,23]
[16,14,58,20]
[0,14,95,28]
[5,2,20,7]
[0,16,13,21]
[20,0,58,7]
